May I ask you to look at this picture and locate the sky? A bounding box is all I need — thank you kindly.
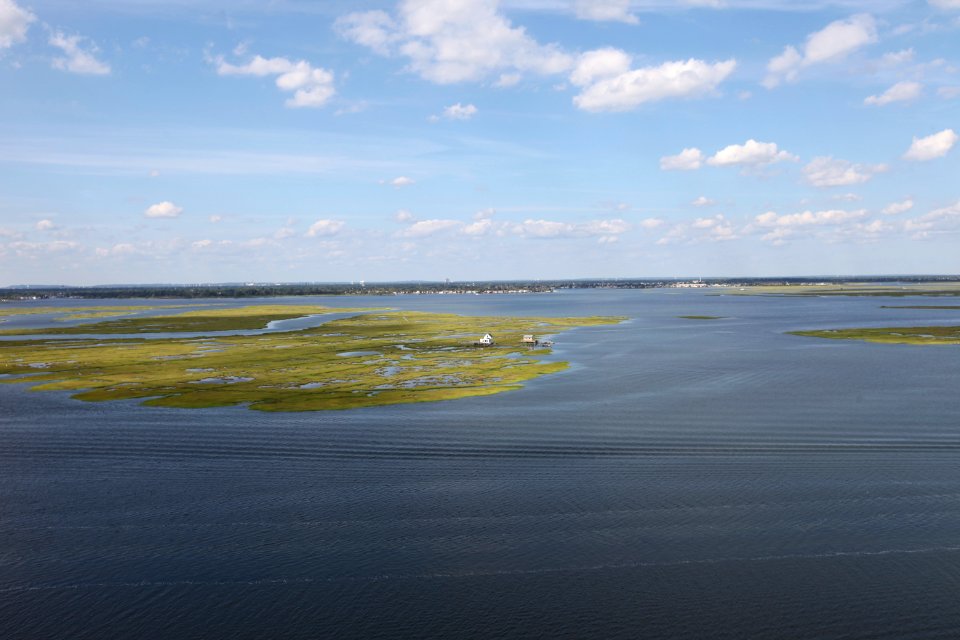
[1,0,959,285]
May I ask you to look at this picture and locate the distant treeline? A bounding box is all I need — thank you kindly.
[2,276,959,301]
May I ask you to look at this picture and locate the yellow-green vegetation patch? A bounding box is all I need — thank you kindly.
[0,304,196,323]
[0,304,371,336]
[789,326,960,345]
[722,283,960,297]
[0,309,623,411]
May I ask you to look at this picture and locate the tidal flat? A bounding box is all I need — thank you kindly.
[0,304,622,411]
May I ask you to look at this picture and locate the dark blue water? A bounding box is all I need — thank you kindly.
[3,289,960,639]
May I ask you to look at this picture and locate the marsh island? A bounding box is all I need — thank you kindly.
[0,304,622,411]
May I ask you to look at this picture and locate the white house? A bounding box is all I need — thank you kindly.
[478,333,494,346]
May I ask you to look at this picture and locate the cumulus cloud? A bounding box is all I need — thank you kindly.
[707,139,797,167]
[511,218,630,242]
[400,219,461,237]
[574,0,638,25]
[660,147,704,171]
[903,200,960,238]
[0,0,34,49]
[802,156,887,187]
[305,219,345,237]
[880,49,915,67]
[335,0,573,84]
[572,53,736,112]
[755,208,867,229]
[49,31,111,75]
[882,199,914,215]
[441,102,478,120]
[35,219,56,231]
[144,201,183,218]
[864,81,922,106]
[394,209,415,223]
[763,14,877,88]
[215,54,335,108]
[463,218,494,236]
[691,196,715,207]
[929,0,960,9]
[657,214,736,245]
[903,128,957,161]
[388,176,415,187]
[9,240,81,256]
[570,48,632,87]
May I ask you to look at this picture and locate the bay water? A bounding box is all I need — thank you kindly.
[2,289,960,639]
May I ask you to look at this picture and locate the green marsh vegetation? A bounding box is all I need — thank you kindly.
[723,283,960,297]
[0,304,197,323]
[0,304,623,411]
[790,326,960,345]
[0,304,369,335]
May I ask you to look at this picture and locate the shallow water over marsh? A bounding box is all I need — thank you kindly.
[2,289,960,639]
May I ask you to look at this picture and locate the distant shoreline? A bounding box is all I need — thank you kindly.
[3,275,959,301]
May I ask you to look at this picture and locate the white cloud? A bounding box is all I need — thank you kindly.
[9,240,80,256]
[463,218,494,236]
[216,54,335,108]
[939,86,960,99]
[400,218,461,237]
[574,0,638,25]
[572,56,736,112]
[0,0,34,49]
[707,139,797,167]
[864,81,922,106]
[209,215,223,223]
[691,196,715,207]
[35,219,55,231]
[660,214,737,244]
[882,199,914,215]
[511,217,630,240]
[144,201,183,218]
[755,208,867,228]
[49,31,111,75]
[802,156,887,187]
[389,176,415,187]
[660,147,704,171]
[929,0,960,9]
[570,48,632,87]
[880,48,915,66]
[903,200,960,238]
[763,14,877,88]
[639,218,665,229]
[442,102,478,120]
[191,239,213,250]
[903,128,958,161]
[833,192,862,202]
[335,0,573,85]
[394,209,415,223]
[306,219,345,237]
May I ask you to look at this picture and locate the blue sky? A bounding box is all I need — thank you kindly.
[1,0,958,285]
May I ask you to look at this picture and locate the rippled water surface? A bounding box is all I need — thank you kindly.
[3,289,960,639]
